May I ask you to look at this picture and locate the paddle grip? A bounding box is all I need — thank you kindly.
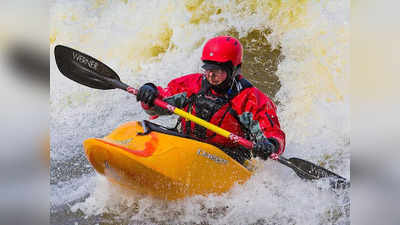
[153,98,175,111]
[126,88,168,110]
[126,87,138,95]
[234,135,254,149]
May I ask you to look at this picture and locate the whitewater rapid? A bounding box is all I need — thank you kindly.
[50,0,350,224]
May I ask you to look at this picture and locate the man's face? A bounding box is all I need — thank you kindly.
[204,69,227,85]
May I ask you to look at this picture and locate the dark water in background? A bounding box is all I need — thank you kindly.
[237,29,282,99]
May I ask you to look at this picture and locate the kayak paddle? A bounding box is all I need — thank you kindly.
[54,45,350,189]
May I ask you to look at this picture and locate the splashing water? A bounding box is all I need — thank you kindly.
[50,0,349,224]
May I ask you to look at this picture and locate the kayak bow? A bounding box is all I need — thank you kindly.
[84,120,253,200]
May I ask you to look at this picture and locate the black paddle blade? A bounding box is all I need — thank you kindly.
[54,45,120,90]
[289,157,350,189]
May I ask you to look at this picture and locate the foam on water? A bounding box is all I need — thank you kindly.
[50,0,350,224]
[70,163,348,225]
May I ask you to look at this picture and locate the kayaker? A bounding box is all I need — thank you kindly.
[136,36,285,164]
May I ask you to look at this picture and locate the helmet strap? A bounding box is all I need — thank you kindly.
[232,64,241,79]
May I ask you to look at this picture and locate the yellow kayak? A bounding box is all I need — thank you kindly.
[83,120,253,200]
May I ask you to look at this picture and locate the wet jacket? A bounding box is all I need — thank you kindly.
[142,73,285,161]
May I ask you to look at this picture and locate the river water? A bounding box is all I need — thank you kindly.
[50,0,350,224]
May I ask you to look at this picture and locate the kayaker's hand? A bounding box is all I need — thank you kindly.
[136,83,159,107]
[252,138,278,160]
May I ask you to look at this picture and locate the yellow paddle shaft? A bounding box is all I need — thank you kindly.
[152,98,254,149]
[173,108,231,138]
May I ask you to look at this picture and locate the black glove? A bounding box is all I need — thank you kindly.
[252,138,279,160]
[136,83,158,106]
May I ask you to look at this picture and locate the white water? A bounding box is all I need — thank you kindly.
[50,0,350,224]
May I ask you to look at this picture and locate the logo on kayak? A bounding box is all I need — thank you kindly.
[72,51,99,70]
[197,149,228,165]
[113,138,133,145]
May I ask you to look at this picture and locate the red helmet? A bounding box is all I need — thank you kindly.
[201,36,243,67]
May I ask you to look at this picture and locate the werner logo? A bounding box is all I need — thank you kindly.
[197,149,228,164]
[72,52,99,70]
